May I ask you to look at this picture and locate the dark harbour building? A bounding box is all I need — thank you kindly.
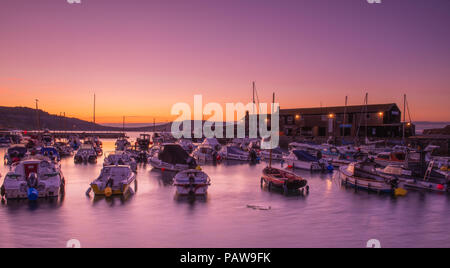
[278,103,415,139]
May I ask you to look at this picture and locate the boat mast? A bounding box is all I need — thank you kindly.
[252,81,256,115]
[269,92,275,168]
[365,93,368,143]
[403,94,406,144]
[343,96,348,138]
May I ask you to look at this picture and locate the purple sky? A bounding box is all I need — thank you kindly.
[0,0,449,122]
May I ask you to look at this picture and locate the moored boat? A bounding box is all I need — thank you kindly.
[74,144,98,164]
[261,167,308,195]
[339,162,400,193]
[1,156,65,200]
[90,165,136,196]
[192,144,220,162]
[284,150,333,171]
[4,144,28,165]
[148,143,198,172]
[103,151,137,172]
[173,169,211,195]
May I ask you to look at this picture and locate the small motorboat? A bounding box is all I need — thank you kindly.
[1,156,65,200]
[260,147,284,161]
[173,169,211,195]
[219,145,257,161]
[83,138,103,156]
[90,165,136,196]
[374,151,407,167]
[4,144,28,165]
[377,163,450,193]
[69,136,81,150]
[115,137,131,151]
[39,146,61,162]
[176,139,196,154]
[261,167,308,195]
[74,144,98,164]
[103,151,137,172]
[0,136,12,147]
[201,138,222,152]
[339,162,400,193]
[284,150,333,171]
[192,144,220,162]
[54,141,74,157]
[148,143,198,172]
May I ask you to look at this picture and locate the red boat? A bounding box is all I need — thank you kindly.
[261,167,308,195]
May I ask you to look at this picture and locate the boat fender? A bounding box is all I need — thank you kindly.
[306,185,310,193]
[394,188,407,197]
[327,165,334,172]
[27,188,39,201]
[104,187,113,197]
[1,185,5,198]
[437,184,445,191]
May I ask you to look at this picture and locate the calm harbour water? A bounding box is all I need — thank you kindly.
[1,139,450,248]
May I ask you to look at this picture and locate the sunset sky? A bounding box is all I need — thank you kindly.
[0,0,449,123]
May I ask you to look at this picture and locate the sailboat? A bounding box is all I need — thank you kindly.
[260,92,308,195]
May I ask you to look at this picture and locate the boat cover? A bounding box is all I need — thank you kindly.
[159,144,193,165]
[225,146,247,155]
[293,150,318,162]
[7,146,27,156]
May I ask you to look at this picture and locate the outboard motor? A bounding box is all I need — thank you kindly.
[27,173,39,201]
[187,157,197,169]
[250,149,257,163]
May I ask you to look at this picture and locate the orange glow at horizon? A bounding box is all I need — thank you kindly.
[0,1,449,123]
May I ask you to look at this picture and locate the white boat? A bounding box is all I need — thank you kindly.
[148,143,198,172]
[260,147,284,161]
[284,150,332,171]
[173,169,211,195]
[176,139,196,153]
[339,162,398,193]
[115,138,131,151]
[90,165,136,196]
[192,144,220,162]
[4,144,28,165]
[74,144,98,164]
[201,138,222,151]
[0,156,65,200]
[54,141,74,157]
[219,145,252,161]
[103,151,137,172]
[0,136,12,147]
[377,164,450,193]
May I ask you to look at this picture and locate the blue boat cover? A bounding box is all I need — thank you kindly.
[293,150,318,162]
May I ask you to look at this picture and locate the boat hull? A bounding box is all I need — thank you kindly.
[339,166,394,193]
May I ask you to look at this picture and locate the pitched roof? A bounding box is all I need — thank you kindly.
[280,103,398,115]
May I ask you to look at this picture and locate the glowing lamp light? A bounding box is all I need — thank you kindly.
[295,114,301,120]
[328,113,335,119]
[378,112,384,117]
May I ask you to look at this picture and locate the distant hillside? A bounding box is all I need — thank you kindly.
[0,106,171,132]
